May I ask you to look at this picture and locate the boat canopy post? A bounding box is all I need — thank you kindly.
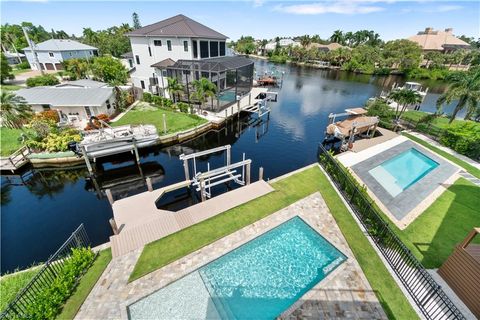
[81,145,94,175]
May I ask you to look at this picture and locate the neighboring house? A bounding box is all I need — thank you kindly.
[126,14,228,95]
[120,52,136,73]
[307,42,347,52]
[3,51,26,65]
[264,38,301,52]
[23,39,98,71]
[16,80,116,128]
[408,28,470,53]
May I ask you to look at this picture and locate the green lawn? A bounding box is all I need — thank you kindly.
[403,132,480,179]
[0,127,24,156]
[57,249,112,319]
[402,110,479,131]
[0,84,24,91]
[112,103,207,136]
[11,68,31,76]
[397,178,479,268]
[130,166,418,319]
[0,267,40,311]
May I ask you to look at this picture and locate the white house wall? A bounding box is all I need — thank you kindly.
[24,49,96,70]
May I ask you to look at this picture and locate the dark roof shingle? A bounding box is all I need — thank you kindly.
[126,14,227,39]
[151,58,176,68]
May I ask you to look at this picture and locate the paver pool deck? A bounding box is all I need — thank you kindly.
[75,193,387,319]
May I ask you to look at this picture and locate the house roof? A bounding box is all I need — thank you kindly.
[55,79,108,88]
[16,87,113,107]
[126,14,228,39]
[151,58,176,68]
[23,39,97,52]
[307,42,347,51]
[4,51,25,58]
[408,28,470,51]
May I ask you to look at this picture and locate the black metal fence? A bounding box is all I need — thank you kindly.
[317,144,465,320]
[400,118,445,141]
[1,224,92,319]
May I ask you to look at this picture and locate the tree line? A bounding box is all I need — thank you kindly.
[233,30,480,80]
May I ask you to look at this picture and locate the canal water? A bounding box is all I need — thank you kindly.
[0,59,457,273]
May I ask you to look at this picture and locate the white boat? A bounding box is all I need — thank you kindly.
[76,124,159,159]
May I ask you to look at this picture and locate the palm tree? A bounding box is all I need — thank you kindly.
[437,69,480,122]
[190,78,217,112]
[388,88,423,128]
[330,30,344,44]
[260,39,268,56]
[166,77,184,103]
[0,91,32,129]
[299,35,311,48]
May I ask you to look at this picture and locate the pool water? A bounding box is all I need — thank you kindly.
[369,148,439,197]
[128,217,346,319]
[218,91,236,102]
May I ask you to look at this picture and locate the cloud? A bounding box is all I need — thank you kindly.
[252,0,265,7]
[436,5,462,12]
[274,1,385,15]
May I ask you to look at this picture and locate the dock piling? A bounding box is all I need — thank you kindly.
[259,167,264,181]
[132,138,140,163]
[246,162,251,185]
[106,189,114,205]
[109,218,119,235]
[146,177,153,192]
[163,114,167,134]
[81,146,94,174]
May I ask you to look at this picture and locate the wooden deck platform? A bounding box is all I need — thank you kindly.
[0,146,30,172]
[110,180,275,257]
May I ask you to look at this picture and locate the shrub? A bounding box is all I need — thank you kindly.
[268,55,288,64]
[23,247,95,319]
[16,61,30,70]
[26,74,60,87]
[366,99,394,120]
[151,95,162,106]
[26,128,81,152]
[162,98,173,109]
[440,122,480,159]
[36,110,60,123]
[142,92,153,103]
[84,114,110,130]
[177,102,189,113]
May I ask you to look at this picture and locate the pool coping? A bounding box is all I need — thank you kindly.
[119,192,387,319]
[345,139,460,229]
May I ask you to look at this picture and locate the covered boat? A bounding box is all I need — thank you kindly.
[73,123,159,159]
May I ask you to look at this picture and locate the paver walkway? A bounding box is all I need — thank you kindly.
[75,193,386,319]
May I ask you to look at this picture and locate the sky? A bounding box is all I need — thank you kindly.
[1,1,479,42]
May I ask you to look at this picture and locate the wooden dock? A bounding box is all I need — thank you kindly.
[110,180,274,257]
[0,146,30,172]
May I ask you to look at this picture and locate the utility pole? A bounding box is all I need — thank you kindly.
[22,26,44,74]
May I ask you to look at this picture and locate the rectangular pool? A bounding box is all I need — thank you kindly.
[127,217,346,320]
[369,148,439,197]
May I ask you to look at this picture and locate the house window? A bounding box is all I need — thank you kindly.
[183,41,188,52]
[140,80,145,89]
[49,52,54,57]
[220,42,226,56]
[148,46,152,56]
[135,55,140,65]
[128,59,133,68]
[210,41,219,57]
[167,40,172,51]
[42,104,51,111]
[154,40,162,46]
[200,41,209,58]
[90,51,93,55]
[192,40,198,58]
[106,100,111,109]
[162,70,167,77]
[69,52,72,56]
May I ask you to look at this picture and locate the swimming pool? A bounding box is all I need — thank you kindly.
[218,91,236,102]
[368,148,439,197]
[127,217,346,319]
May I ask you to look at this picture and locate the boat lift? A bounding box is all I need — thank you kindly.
[179,145,252,202]
[243,92,278,118]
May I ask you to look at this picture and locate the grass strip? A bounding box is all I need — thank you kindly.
[403,132,480,179]
[130,167,418,319]
[56,249,112,320]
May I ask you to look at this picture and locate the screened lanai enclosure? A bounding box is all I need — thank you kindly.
[165,56,254,112]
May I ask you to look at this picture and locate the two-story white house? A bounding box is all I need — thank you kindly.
[23,39,98,71]
[126,14,229,95]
